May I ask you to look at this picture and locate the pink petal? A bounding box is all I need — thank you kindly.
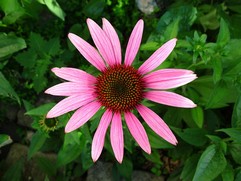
[110,112,124,163]
[45,82,95,96]
[65,101,101,133]
[87,18,116,67]
[145,91,197,108]
[46,94,96,118]
[51,67,96,84]
[137,105,177,145]
[102,18,122,65]
[124,20,144,66]
[124,111,151,154]
[143,69,197,89]
[92,109,112,162]
[138,38,177,75]
[68,33,106,71]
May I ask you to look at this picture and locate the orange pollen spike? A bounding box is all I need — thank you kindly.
[95,65,145,112]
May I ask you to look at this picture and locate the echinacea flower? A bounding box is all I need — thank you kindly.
[45,18,197,163]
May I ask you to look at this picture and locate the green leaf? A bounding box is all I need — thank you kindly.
[0,0,25,24]
[116,158,133,180]
[0,71,20,104]
[83,0,105,18]
[143,124,174,149]
[212,57,223,83]
[172,128,208,147]
[156,5,197,35]
[193,144,227,181]
[218,128,241,142]
[222,163,234,181]
[143,149,161,164]
[35,156,56,176]
[0,33,26,58]
[0,134,12,148]
[43,0,65,21]
[28,131,47,159]
[57,131,83,167]
[191,106,204,128]
[15,48,37,68]
[163,17,180,39]
[230,143,241,164]
[2,158,24,181]
[57,143,82,167]
[47,38,61,56]
[217,18,230,47]
[232,95,241,128]
[180,154,200,181]
[29,32,46,56]
[26,103,55,116]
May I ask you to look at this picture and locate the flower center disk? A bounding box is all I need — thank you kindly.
[96,65,144,112]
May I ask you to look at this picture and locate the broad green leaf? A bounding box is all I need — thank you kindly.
[232,95,241,128]
[163,17,180,39]
[191,106,204,128]
[57,131,83,167]
[83,0,105,18]
[217,18,230,47]
[230,143,241,164]
[2,158,24,181]
[0,0,25,24]
[43,0,65,21]
[193,144,227,181]
[0,134,12,148]
[29,32,46,57]
[156,5,197,34]
[140,42,160,51]
[81,143,93,171]
[0,33,26,58]
[57,143,82,167]
[218,128,241,142]
[116,158,133,180]
[143,124,174,149]
[143,149,161,164]
[47,38,61,56]
[26,103,55,116]
[15,49,37,68]
[63,131,82,147]
[0,71,20,104]
[222,163,234,181]
[28,131,47,159]
[172,128,208,147]
[180,154,200,181]
[35,156,56,176]
[212,57,222,84]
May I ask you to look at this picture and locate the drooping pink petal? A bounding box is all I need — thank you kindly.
[102,18,122,65]
[124,20,144,66]
[68,33,106,71]
[143,69,197,89]
[46,94,96,118]
[145,91,197,108]
[87,18,116,67]
[65,101,101,133]
[51,67,96,84]
[137,105,177,145]
[124,111,151,154]
[45,82,95,96]
[110,112,124,163]
[138,38,177,75]
[92,109,112,162]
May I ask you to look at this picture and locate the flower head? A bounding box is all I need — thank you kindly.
[45,18,197,163]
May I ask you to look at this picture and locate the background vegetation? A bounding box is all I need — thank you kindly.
[1,0,241,180]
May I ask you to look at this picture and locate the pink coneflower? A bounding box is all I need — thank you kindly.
[45,18,197,163]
